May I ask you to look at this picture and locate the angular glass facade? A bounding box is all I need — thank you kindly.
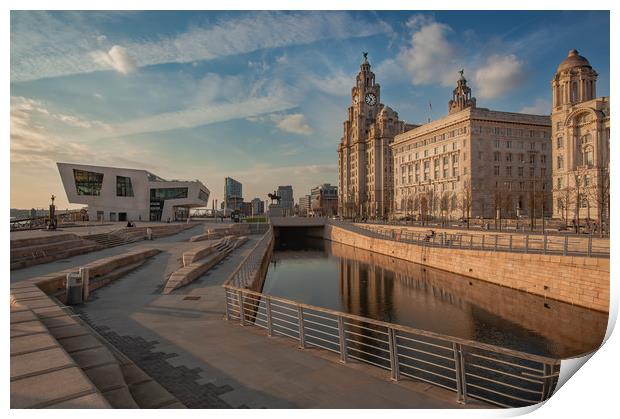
[73,169,104,196]
[116,176,134,197]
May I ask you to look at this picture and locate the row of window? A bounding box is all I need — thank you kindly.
[493,139,546,150]
[493,166,546,178]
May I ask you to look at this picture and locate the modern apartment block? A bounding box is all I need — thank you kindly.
[57,163,210,222]
[224,177,243,211]
[277,185,294,210]
[250,198,265,216]
[298,195,311,216]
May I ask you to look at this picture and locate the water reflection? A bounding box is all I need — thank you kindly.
[262,237,607,359]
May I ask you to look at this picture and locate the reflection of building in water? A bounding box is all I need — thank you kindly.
[330,241,606,358]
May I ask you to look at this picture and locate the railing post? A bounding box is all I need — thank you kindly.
[563,236,568,256]
[494,235,498,252]
[453,343,467,404]
[224,289,231,320]
[440,232,445,246]
[588,234,592,257]
[297,306,306,349]
[525,235,529,254]
[388,328,400,381]
[543,234,548,254]
[338,315,347,364]
[469,235,473,250]
[238,290,246,326]
[481,234,485,250]
[509,235,513,251]
[266,296,273,337]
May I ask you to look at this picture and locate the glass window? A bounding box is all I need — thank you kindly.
[150,187,189,200]
[116,176,134,197]
[74,169,104,196]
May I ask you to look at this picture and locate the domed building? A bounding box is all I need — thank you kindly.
[551,49,610,225]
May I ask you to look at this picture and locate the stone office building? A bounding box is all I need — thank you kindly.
[551,49,610,223]
[391,72,552,220]
[337,54,416,218]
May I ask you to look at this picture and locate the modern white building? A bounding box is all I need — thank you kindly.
[57,163,210,222]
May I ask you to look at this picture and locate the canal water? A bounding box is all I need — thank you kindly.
[261,237,607,359]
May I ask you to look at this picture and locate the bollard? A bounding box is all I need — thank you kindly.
[543,234,548,254]
[494,235,498,252]
[563,236,568,256]
[146,227,153,240]
[509,235,513,251]
[588,235,592,257]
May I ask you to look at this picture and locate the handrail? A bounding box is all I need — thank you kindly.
[223,283,558,366]
[334,220,608,258]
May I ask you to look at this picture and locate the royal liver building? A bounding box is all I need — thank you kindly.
[337,54,415,218]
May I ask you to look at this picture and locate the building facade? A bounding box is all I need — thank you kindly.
[311,184,338,216]
[57,163,210,222]
[298,195,311,216]
[337,54,416,219]
[551,49,610,224]
[391,73,552,221]
[250,198,265,216]
[224,177,243,211]
[277,185,294,211]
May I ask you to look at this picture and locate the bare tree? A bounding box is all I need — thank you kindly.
[440,192,450,226]
[587,165,610,237]
[572,167,589,233]
[458,180,473,228]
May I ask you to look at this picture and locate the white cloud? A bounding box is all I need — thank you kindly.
[90,45,137,74]
[306,70,354,97]
[275,54,288,64]
[96,34,107,44]
[474,54,525,100]
[12,11,391,82]
[519,98,550,115]
[271,113,313,135]
[397,20,458,87]
[111,95,296,138]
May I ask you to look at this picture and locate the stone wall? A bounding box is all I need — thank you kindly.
[325,224,609,312]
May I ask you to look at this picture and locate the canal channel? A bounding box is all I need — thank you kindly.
[261,236,607,360]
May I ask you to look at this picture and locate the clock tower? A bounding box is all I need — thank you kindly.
[337,53,415,219]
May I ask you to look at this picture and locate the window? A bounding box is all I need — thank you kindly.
[506,166,512,177]
[74,169,104,196]
[530,154,536,165]
[478,151,483,160]
[584,147,594,166]
[494,166,500,176]
[506,140,512,148]
[494,140,500,148]
[540,168,546,177]
[541,155,547,165]
[494,151,501,162]
[557,156,564,169]
[518,167,524,177]
[150,188,189,200]
[579,195,588,208]
[529,167,535,177]
[506,153,513,162]
[116,176,134,197]
[557,178,563,189]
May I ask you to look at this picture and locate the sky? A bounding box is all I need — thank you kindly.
[10,10,610,210]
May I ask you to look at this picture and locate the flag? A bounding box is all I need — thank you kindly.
[429,101,433,111]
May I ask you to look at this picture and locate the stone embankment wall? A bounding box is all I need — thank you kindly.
[324,224,609,313]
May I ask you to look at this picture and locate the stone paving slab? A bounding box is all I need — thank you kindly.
[48,392,111,409]
[70,346,118,370]
[11,333,59,356]
[10,320,48,338]
[10,366,101,408]
[11,347,75,380]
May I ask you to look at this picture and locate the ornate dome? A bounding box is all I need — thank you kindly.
[557,49,592,73]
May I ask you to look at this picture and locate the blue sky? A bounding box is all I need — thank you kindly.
[10,10,610,209]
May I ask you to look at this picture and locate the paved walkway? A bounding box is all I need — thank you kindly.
[10,224,210,283]
[66,238,484,408]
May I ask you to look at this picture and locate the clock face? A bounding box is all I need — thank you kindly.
[365,93,377,106]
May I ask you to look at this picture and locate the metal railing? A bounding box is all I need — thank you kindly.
[223,285,560,408]
[336,221,608,258]
[226,227,273,289]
